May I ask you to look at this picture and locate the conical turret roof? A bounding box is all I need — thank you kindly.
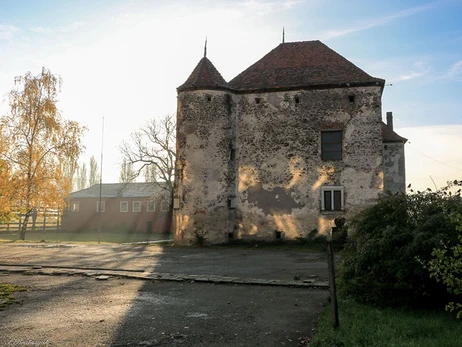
[178,57,228,92]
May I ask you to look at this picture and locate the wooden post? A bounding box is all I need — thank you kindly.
[327,240,339,328]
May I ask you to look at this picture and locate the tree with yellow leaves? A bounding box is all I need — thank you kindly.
[1,67,86,240]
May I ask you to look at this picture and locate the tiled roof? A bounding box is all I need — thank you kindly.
[177,57,229,92]
[381,122,407,143]
[229,41,385,92]
[70,183,165,199]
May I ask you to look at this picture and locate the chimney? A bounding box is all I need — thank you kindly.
[386,111,393,131]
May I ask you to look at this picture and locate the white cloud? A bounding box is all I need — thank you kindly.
[320,3,434,40]
[57,21,87,33]
[29,26,51,33]
[0,24,20,41]
[448,60,462,80]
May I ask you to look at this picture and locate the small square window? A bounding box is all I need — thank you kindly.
[72,201,80,212]
[294,96,300,104]
[120,201,128,212]
[96,201,105,212]
[348,95,355,103]
[321,186,344,211]
[255,97,261,104]
[147,200,155,212]
[133,201,141,212]
[321,131,342,161]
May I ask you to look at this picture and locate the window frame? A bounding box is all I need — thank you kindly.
[71,201,80,212]
[120,201,128,213]
[321,186,344,212]
[146,200,155,212]
[321,130,343,161]
[133,201,141,213]
[96,201,105,213]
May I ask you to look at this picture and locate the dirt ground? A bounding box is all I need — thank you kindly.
[0,243,330,346]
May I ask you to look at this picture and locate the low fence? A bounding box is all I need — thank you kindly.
[0,209,61,232]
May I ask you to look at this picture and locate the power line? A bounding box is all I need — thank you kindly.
[407,143,462,172]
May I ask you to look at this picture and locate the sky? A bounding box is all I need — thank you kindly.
[0,0,461,191]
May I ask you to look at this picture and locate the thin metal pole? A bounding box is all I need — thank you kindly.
[98,117,104,244]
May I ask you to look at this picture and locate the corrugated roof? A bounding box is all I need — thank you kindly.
[381,122,408,143]
[177,57,229,92]
[229,41,385,92]
[70,183,165,199]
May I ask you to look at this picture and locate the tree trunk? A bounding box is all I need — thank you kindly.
[19,210,32,240]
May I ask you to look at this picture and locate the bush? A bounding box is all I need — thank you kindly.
[340,184,462,308]
[427,212,462,318]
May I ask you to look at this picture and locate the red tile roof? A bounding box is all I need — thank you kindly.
[178,57,228,92]
[381,122,407,143]
[229,41,385,92]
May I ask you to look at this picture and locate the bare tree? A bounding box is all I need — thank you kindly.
[119,158,136,183]
[120,114,176,200]
[89,155,100,186]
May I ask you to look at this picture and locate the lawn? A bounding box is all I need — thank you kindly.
[309,297,461,347]
[0,229,172,244]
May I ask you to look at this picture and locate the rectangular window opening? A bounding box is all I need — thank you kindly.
[348,95,355,103]
[321,186,344,212]
[72,201,80,212]
[321,130,342,161]
[294,96,300,104]
[96,201,105,213]
[147,200,155,212]
[133,201,141,212]
[255,97,261,104]
[120,201,128,212]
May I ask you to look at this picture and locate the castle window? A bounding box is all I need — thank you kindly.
[321,186,344,211]
[206,95,212,102]
[321,131,342,161]
[348,95,355,103]
[294,96,300,104]
[255,97,261,104]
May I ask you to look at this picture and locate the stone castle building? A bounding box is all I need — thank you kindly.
[173,40,406,244]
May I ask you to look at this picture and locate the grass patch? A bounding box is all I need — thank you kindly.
[309,297,462,347]
[0,230,172,244]
[0,283,27,310]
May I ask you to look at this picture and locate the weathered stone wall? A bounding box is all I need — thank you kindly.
[174,86,385,244]
[234,87,384,240]
[173,90,235,244]
[383,142,406,193]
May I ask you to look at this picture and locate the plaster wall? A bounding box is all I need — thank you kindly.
[383,142,406,193]
[174,86,385,244]
[174,90,235,244]
[235,87,384,240]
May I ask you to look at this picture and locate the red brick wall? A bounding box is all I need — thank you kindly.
[63,197,171,233]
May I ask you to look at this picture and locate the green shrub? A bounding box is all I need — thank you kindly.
[340,184,462,307]
[427,212,462,318]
